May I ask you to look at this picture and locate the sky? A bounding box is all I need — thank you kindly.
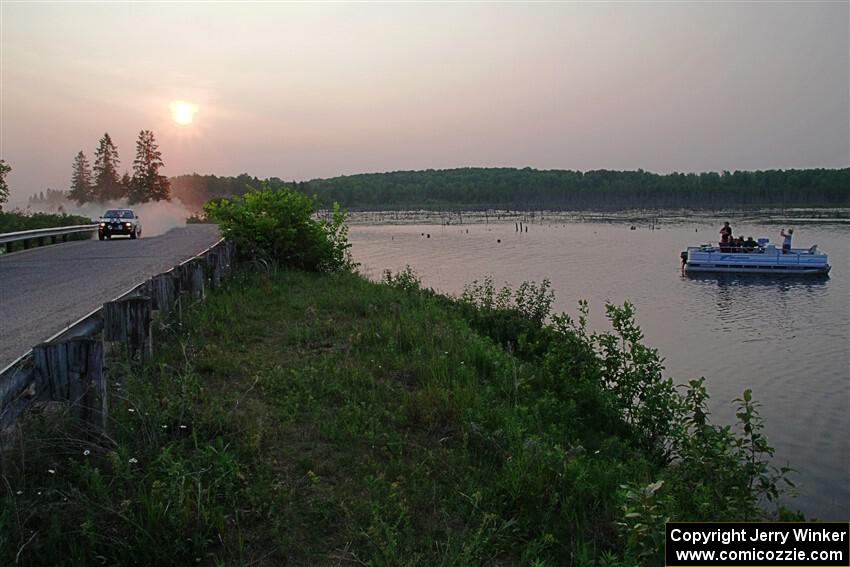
[1,1,848,204]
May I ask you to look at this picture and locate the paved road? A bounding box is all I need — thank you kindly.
[0,225,221,370]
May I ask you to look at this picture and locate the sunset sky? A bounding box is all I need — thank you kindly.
[2,1,848,204]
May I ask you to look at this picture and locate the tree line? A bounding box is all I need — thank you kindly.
[68,130,171,204]
[296,167,850,210]
[169,173,265,210]
[12,165,850,215]
[158,167,850,212]
[26,188,69,212]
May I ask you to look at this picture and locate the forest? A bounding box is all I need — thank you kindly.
[178,167,850,212]
[22,167,850,214]
[298,167,850,210]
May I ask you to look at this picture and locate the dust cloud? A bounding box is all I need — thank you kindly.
[43,200,196,237]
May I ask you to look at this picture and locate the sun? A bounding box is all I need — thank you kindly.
[169,101,198,125]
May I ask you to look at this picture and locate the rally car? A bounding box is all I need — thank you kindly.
[98,209,142,240]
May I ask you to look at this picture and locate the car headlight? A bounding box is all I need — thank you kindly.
[99,222,106,226]
[125,222,132,227]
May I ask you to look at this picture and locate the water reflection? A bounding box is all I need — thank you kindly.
[683,272,830,288]
[682,273,832,340]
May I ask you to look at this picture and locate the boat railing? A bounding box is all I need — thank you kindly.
[688,245,824,261]
[688,244,823,255]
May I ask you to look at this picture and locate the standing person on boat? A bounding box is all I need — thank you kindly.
[719,221,733,252]
[781,228,794,253]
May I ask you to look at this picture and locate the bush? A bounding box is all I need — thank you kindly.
[0,211,92,233]
[459,278,795,534]
[382,265,422,292]
[203,183,353,272]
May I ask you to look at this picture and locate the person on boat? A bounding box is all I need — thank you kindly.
[781,228,794,254]
[743,236,757,252]
[734,236,746,252]
[719,221,732,252]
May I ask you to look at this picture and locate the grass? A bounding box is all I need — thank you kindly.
[0,268,790,565]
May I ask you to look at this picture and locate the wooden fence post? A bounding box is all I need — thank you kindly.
[149,272,179,315]
[206,251,222,289]
[190,260,205,299]
[177,262,191,294]
[32,338,106,429]
[227,240,237,268]
[177,261,204,297]
[104,296,153,360]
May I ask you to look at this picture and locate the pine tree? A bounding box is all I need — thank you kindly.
[0,160,10,210]
[69,151,94,204]
[120,171,133,197]
[129,130,171,203]
[93,133,125,201]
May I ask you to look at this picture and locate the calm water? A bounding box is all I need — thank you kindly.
[349,216,850,519]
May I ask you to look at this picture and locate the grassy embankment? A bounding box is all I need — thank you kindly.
[1,265,793,565]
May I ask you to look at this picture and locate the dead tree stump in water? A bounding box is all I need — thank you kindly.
[32,338,106,430]
[104,296,153,360]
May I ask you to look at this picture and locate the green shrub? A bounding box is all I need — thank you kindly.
[459,276,795,531]
[203,183,353,272]
[0,211,94,252]
[382,265,422,292]
[0,211,92,233]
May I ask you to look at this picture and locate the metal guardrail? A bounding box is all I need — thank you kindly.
[0,238,236,429]
[0,224,99,252]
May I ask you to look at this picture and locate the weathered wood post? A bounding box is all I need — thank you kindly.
[219,240,235,273]
[189,259,205,299]
[32,338,106,430]
[227,240,236,272]
[176,261,193,295]
[176,259,206,299]
[149,272,179,315]
[211,251,223,289]
[104,296,153,360]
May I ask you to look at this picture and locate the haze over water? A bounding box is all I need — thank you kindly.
[2,2,848,204]
[350,215,850,520]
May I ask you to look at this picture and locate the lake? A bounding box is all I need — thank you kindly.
[349,212,849,520]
